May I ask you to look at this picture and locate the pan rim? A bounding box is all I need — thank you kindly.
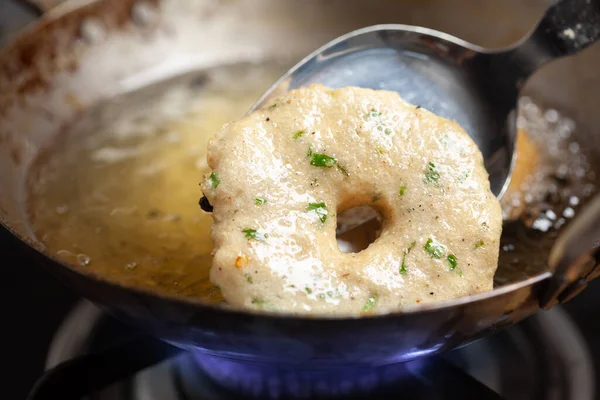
[0,217,551,322]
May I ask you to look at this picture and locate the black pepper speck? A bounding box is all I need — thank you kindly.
[199,196,213,212]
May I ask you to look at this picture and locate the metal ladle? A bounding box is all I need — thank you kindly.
[249,0,600,200]
[246,0,600,303]
[201,0,600,240]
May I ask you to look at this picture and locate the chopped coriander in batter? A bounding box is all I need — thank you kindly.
[208,172,220,189]
[425,237,446,258]
[363,294,377,311]
[307,202,328,223]
[293,130,306,139]
[242,228,267,241]
[424,162,440,185]
[447,254,457,269]
[310,153,337,168]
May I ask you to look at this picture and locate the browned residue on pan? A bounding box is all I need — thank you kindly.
[0,0,159,116]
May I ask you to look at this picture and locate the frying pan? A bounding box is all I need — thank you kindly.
[2,0,600,396]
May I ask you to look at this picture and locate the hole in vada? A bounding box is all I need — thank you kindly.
[336,205,382,253]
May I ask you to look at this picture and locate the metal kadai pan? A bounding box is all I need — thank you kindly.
[2,0,600,397]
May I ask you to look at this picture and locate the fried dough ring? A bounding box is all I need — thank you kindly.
[202,84,502,315]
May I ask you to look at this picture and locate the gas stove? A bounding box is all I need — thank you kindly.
[26,299,594,400]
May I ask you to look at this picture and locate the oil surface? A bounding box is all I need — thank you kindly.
[26,62,597,303]
[28,63,287,303]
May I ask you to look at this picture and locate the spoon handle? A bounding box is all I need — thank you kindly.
[509,0,600,84]
[467,0,600,117]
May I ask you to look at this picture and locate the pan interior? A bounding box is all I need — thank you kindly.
[23,58,597,306]
[26,61,287,303]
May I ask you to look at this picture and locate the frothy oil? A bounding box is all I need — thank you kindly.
[27,63,288,303]
[26,64,598,302]
[496,96,597,285]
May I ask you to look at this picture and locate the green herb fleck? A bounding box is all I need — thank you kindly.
[268,103,278,110]
[400,263,408,274]
[246,274,254,284]
[400,241,416,274]
[251,297,264,306]
[255,197,267,205]
[474,240,485,249]
[337,164,349,176]
[307,146,313,157]
[363,294,377,312]
[455,267,463,277]
[310,153,337,168]
[399,186,407,196]
[384,128,393,135]
[250,299,277,311]
[208,172,220,189]
[365,109,382,119]
[318,291,335,300]
[424,237,446,259]
[242,228,257,238]
[457,171,469,182]
[305,287,313,294]
[293,130,306,140]
[424,162,440,185]
[242,228,267,241]
[447,254,457,270]
[307,202,328,223]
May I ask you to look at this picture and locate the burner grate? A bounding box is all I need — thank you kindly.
[27,302,594,400]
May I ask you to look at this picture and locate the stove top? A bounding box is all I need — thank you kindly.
[26,300,594,400]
